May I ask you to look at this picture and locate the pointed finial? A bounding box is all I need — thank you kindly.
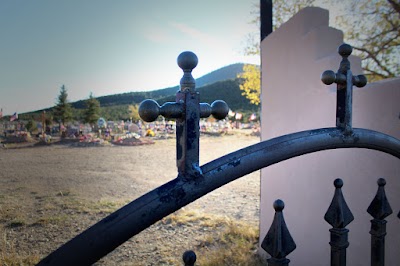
[182,250,196,266]
[367,178,393,220]
[324,178,354,228]
[261,199,296,261]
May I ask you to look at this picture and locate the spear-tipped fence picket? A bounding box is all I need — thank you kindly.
[36,44,400,266]
[180,178,396,266]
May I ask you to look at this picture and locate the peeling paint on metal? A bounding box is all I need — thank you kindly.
[228,159,241,167]
[159,188,186,204]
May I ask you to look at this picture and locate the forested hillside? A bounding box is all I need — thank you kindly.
[195,63,245,88]
[71,63,246,109]
[18,63,259,121]
[157,79,257,113]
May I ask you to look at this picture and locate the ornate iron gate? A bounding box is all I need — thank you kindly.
[37,44,400,266]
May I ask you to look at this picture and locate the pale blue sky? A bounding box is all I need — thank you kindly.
[0,0,259,115]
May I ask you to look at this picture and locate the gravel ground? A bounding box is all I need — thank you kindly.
[0,134,260,265]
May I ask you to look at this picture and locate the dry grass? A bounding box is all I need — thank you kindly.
[0,201,263,266]
[0,227,41,266]
[0,134,260,265]
[161,209,228,228]
[85,199,129,214]
[0,193,129,266]
[161,209,264,266]
[38,191,128,215]
[0,195,27,230]
[197,219,263,266]
[33,215,70,226]
[0,196,263,265]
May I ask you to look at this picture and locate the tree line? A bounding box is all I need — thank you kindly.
[16,85,140,133]
[14,75,259,131]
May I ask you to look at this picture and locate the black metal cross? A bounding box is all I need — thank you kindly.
[139,51,229,178]
[321,44,367,134]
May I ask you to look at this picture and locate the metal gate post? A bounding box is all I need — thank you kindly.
[175,52,202,177]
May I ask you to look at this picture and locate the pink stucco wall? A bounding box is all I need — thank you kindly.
[260,7,399,265]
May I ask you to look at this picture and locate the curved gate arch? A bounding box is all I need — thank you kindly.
[37,48,400,266]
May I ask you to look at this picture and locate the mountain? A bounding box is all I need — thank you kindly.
[18,63,259,121]
[71,63,247,109]
[157,79,257,112]
[195,63,245,87]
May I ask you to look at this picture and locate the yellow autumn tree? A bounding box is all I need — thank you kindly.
[238,0,315,105]
[237,64,261,105]
[128,104,140,122]
[239,0,400,105]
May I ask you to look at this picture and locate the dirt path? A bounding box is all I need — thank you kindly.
[0,134,260,265]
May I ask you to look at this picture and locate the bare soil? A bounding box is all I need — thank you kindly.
[0,133,260,265]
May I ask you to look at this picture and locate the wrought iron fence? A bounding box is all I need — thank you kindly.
[181,177,396,266]
[36,44,400,265]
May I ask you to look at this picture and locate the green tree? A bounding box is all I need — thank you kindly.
[45,116,53,128]
[26,118,37,133]
[239,0,315,105]
[54,85,73,126]
[83,93,101,126]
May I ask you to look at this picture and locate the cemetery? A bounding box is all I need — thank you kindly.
[0,3,399,266]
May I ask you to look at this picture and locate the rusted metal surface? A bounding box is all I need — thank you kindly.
[261,199,296,266]
[324,179,354,266]
[367,178,393,266]
[175,52,201,176]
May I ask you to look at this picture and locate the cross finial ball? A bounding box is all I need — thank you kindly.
[177,51,198,72]
[273,199,285,212]
[338,43,352,57]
